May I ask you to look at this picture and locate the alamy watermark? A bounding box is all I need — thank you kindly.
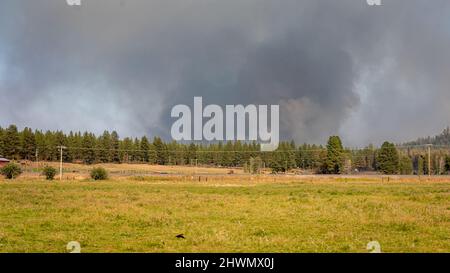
[171,97,279,151]
[66,0,81,6]
[66,0,381,7]
[366,0,382,6]
[66,241,81,253]
[367,241,382,253]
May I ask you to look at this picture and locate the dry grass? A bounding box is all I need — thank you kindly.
[0,163,449,253]
[19,162,244,180]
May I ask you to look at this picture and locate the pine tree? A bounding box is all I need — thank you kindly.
[140,136,151,162]
[66,131,78,162]
[20,127,36,160]
[186,143,197,165]
[270,148,285,173]
[444,155,450,174]
[221,141,234,167]
[399,155,413,175]
[46,130,59,161]
[73,132,83,161]
[82,132,96,164]
[377,142,399,174]
[34,130,45,161]
[55,131,68,161]
[153,137,168,165]
[324,136,344,174]
[0,126,4,156]
[3,125,21,159]
[133,138,141,162]
[120,137,133,162]
[110,131,120,163]
[98,131,111,163]
[417,155,425,175]
[148,143,157,164]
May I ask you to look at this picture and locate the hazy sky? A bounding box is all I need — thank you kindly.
[1,0,450,146]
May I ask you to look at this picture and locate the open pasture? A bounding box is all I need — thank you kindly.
[0,163,449,253]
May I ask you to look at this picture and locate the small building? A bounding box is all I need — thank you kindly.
[0,158,10,167]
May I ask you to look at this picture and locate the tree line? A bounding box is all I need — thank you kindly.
[1,124,450,175]
[405,127,450,146]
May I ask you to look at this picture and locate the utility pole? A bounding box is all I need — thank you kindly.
[195,158,198,176]
[426,144,432,177]
[35,148,39,167]
[57,146,67,181]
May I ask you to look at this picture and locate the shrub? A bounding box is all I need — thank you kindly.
[1,163,22,179]
[90,167,108,180]
[42,166,57,180]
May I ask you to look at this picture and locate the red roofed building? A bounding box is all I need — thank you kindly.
[0,158,10,167]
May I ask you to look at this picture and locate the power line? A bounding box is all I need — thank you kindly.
[30,144,450,154]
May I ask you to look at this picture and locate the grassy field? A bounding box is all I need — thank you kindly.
[0,166,449,253]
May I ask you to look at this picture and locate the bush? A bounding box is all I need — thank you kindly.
[1,163,22,179]
[90,167,108,180]
[42,166,57,180]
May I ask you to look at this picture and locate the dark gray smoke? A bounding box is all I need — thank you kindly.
[1,0,449,146]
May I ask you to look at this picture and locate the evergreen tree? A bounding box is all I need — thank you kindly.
[34,130,45,161]
[110,131,120,163]
[2,123,449,173]
[20,127,36,160]
[43,130,57,161]
[54,131,68,161]
[82,132,96,164]
[3,125,21,159]
[120,137,133,163]
[444,155,450,174]
[133,138,141,162]
[399,155,413,175]
[417,155,425,175]
[221,141,234,167]
[97,131,111,163]
[148,143,157,164]
[140,136,151,162]
[186,143,197,165]
[153,137,168,165]
[73,132,83,162]
[167,142,180,165]
[377,142,399,174]
[233,141,243,166]
[270,149,285,173]
[66,131,79,162]
[0,126,4,156]
[324,136,344,174]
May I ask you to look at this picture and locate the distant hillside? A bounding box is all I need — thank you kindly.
[404,127,450,146]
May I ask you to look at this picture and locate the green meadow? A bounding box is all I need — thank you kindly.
[0,177,449,253]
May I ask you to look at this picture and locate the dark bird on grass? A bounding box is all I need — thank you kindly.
[176,234,185,239]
